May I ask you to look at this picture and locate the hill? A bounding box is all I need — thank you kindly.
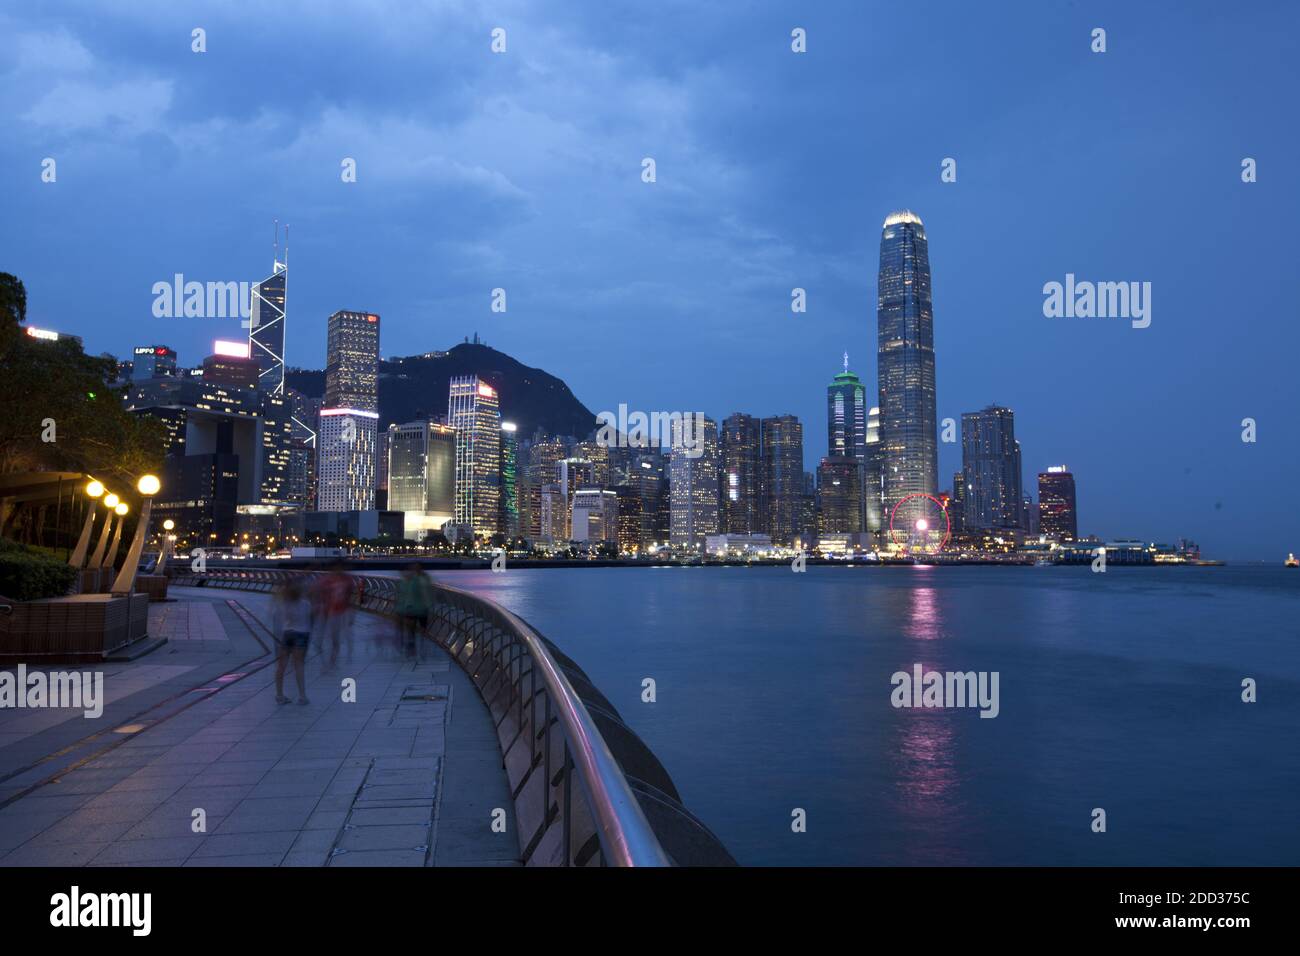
[285,343,597,439]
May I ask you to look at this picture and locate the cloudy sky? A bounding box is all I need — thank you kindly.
[2,1,1297,559]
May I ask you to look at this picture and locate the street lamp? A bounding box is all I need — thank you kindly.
[156,518,176,574]
[102,501,129,569]
[112,474,160,595]
[88,490,120,569]
[68,478,105,568]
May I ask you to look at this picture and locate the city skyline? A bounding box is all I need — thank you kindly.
[2,3,1296,559]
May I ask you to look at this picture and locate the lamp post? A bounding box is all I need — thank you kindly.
[68,479,104,567]
[88,492,120,569]
[156,518,175,574]
[111,475,160,595]
[103,501,129,570]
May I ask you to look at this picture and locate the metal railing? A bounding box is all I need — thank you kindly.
[169,567,734,867]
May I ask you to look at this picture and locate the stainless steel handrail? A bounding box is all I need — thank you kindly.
[171,567,672,866]
[436,580,670,867]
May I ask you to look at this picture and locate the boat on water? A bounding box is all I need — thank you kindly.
[1287,553,1299,568]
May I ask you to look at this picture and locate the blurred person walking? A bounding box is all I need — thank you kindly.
[315,563,356,672]
[272,579,314,705]
[395,563,434,662]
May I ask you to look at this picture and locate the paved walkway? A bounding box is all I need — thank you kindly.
[0,588,520,867]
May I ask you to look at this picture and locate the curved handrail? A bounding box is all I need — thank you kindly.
[170,566,675,866]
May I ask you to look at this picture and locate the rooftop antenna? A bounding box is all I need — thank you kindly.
[843,351,849,373]
[283,223,289,269]
[273,218,279,269]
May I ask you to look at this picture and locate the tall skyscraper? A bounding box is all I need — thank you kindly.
[387,421,456,539]
[827,354,868,463]
[248,254,287,395]
[131,345,177,381]
[877,210,938,530]
[864,405,884,533]
[525,437,568,539]
[720,413,762,535]
[960,405,1023,531]
[761,415,804,546]
[500,421,519,538]
[448,376,501,537]
[669,415,720,551]
[1038,466,1078,540]
[324,311,380,411]
[317,409,378,511]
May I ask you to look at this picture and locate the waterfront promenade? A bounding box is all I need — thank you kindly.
[0,588,520,867]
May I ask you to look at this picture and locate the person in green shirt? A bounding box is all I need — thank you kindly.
[395,563,434,661]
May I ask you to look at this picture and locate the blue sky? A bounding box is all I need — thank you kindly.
[2,1,1297,559]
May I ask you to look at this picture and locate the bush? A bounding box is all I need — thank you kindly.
[0,540,77,601]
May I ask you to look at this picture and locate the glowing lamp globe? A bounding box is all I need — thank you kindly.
[137,474,161,496]
[86,480,105,498]
[163,519,175,531]
[115,503,129,516]
[103,493,120,509]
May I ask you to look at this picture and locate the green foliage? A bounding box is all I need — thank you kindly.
[0,538,77,601]
[0,273,165,487]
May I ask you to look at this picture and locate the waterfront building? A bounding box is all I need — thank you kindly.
[1038,465,1078,540]
[316,408,378,511]
[500,422,520,537]
[539,483,568,545]
[960,405,1023,531]
[669,414,720,551]
[387,421,457,540]
[248,257,287,394]
[864,405,884,534]
[324,310,380,412]
[720,412,763,535]
[761,414,804,546]
[705,533,775,557]
[948,471,966,534]
[448,376,501,537]
[131,345,177,381]
[877,210,938,530]
[570,489,619,546]
[525,438,568,539]
[817,455,864,534]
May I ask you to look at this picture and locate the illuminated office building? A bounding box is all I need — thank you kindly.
[448,376,501,536]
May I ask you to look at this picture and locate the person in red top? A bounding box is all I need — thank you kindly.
[314,562,356,673]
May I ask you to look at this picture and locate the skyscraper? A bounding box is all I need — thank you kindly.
[324,311,380,412]
[877,210,938,530]
[864,405,884,533]
[387,421,456,539]
[761,415,804,546]
[448,376,501,537]
[248,258,287,395]
[720,413,762,535]
[827,354,868,463]
[500,421,519,538]
[669,415,720,551]
[1038,466,1078,540]
[960,405,1024,531]
[817,456,863,534]
[317,408,379,511]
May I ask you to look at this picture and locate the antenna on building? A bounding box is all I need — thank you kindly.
[283,223,289,269]
[273,218,279,268]
[843,351,849,373]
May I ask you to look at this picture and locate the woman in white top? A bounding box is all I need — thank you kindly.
[271,579,314,704]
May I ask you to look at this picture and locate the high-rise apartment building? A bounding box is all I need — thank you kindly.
[960,405,1023,531]
[720,413,762,535]
[669,415,720,551]
[761,415,804,546]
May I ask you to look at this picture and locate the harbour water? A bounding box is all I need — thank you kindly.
[428,565,1300,865]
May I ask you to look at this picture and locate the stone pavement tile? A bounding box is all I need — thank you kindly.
[0,808,66,851]
[86,835,204,865]
[5,792,96,815]
[119,807,226,841]
[52,802,156,829]
[328,849,425,867]
[304,809,348,831]
[168,783,256,813]
[24,815,136,847]
[312,793,358,812]
[36,768,138,794]
[271,758,346,773]
[192,829,298,859]
[78,788,173,814]
[281,850,328,867]
[356,783,435,802]
[288,829,339,854]
[213,795,320,835]
[346,806,432,828]
[246,778,331,800]
[0,841,106,867]
[185,853,284,867]
[106,770,197,794]
[338,824,430,852]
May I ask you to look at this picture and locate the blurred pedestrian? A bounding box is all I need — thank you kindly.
[395,563,434,661]
[314,563,355,672]
[272,578,313,705]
